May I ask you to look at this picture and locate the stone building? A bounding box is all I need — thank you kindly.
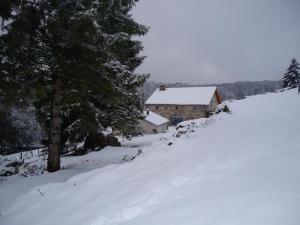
[139,110,169,134]
[145,86,221,125]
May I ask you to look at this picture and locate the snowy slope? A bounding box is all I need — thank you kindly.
[1,89,300,225]
[0,134,169,212]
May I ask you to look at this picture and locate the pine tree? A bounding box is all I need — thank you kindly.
[0,0,148,172]
[282,58,300,88]
[0,108,20,154]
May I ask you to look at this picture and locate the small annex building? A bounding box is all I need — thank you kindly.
[145,85,221,125]
[140,110,169,134]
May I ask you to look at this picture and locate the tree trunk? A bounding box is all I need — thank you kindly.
[47,76,62,172]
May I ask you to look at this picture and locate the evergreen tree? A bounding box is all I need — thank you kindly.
[0,108,20,154]
[0,0,148,172]
[0,107,38,155]
[282,58,300,88]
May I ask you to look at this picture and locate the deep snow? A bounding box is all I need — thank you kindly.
[0,133,170,213]
[1,89,300,225]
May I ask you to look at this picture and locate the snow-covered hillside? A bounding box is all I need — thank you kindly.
[1,89,300,225]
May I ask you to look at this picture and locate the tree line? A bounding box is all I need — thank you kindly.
[142,58,300,101]
[142,80,282,102]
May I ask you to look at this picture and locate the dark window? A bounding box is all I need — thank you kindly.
[171,116,185,125]
[175,106,178,110]
[156,106,159,109]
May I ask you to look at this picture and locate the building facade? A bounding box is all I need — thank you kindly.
[139,110,169,134]
[145,86,221,125]
[139,119,169,134]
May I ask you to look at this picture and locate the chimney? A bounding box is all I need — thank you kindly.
[159,85,166,91]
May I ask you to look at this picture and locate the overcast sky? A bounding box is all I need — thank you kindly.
[133,0,300,84]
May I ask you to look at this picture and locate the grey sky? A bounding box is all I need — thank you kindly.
[133,0,300,84]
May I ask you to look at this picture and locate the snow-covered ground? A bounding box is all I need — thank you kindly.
[1,89,300,225]
[0,133,172,213]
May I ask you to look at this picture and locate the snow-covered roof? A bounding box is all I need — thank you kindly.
[145,86,217,105]
[143,111,169,126]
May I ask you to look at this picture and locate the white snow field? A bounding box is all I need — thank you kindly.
[0,134,168,212]
[1,89,300,225]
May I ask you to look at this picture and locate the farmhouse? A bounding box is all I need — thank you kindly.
[145,85,221,125]
[140,110,169,134]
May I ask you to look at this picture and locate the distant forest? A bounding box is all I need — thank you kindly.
[142,80,282,102]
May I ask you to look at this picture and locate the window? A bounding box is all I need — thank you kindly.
[156,106,159,109]
[171,116,185,125]
[164,106,168,110]
[175,106,178,110]
[193,106,197,110]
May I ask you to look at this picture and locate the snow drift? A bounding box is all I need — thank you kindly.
[1,89,300,225]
